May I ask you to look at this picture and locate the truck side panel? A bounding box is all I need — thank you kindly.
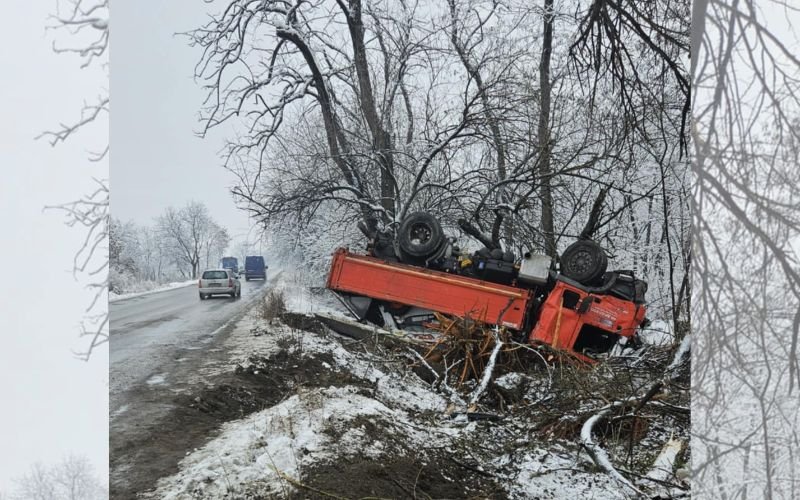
[327,248,532,330]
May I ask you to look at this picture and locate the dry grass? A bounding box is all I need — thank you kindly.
[259,289,287,322]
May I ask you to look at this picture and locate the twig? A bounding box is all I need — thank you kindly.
[408,347,463,405]
[618,466,689,491]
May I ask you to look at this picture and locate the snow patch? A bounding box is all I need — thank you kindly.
[646,438,683,483]
[497,447,629,499]
[146,374,167,386]
[151,386,430,499]
[277,324,448,414]
[109,279,197,303]
[639,319,673,346]
[494,372,526,391]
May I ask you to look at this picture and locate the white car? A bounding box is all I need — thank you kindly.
[199,269,241,299]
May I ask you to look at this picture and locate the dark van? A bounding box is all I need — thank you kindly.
[244,256,267,281]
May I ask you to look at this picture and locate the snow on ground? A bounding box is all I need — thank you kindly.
[284,323,449,413]
[148,309,682,499]
[270,267,351,318]
[647,438,684,483]
[639,319,674,346]
[109,279,196,302]
[148,318,457,498]
[143,271,688,499]
[153,387,433,499]
[497,446,628,500]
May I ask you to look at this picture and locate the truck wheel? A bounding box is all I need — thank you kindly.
[199,293,206,300]
[397,212,445,259]
[560,240,607,285]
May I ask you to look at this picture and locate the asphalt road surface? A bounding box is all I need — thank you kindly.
[110,273,280,498]
[110,276,271,413]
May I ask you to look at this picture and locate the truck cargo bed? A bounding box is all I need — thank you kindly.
[326,248,532,330]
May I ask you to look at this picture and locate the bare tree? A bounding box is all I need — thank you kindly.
[12,463,55,500]
[537,0,556,257]
[202,223,231,271]
[188,0,496,235]
[569,0,690,149]
[692,0,800,498]
[11,456,106,500]
[157,202,230,279]
[39,0,109,360]
[189,0,689,317]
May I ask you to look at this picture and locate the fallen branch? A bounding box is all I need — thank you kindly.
[632,335,691,415]
[446,456,497,478]
[468,329,503,407]
[618,466,689,491]
[510,340,554,402]
[651,400,690,414]
[580,398,644,496]
[580,335,691,496]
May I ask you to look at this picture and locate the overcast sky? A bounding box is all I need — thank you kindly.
[0,2,108,490]
[111,0,257,245]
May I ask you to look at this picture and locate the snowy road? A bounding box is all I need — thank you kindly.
[110,276,271,414]
[110,273,282,498]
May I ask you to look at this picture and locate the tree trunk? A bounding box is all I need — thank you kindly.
[276,28,376,227]
[448,0,508,246]
[538,0,556,257]
[341,0,396,220]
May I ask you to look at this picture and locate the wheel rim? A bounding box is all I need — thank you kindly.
[408,222,432,246]
[568,249,594,276]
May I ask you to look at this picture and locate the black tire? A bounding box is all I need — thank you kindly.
[199,293,205,300]
[560,240,608,285]
[476,247,491,258]
[245,276,250,281]
[397,212,445,259]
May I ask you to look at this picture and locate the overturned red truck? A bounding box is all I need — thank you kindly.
[326,212,648,363]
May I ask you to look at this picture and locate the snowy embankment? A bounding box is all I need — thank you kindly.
[143,278,688,499]
[639,319,674,346]
[267,265,350,319]
[109,279,197,303]
[149,318,636,499]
